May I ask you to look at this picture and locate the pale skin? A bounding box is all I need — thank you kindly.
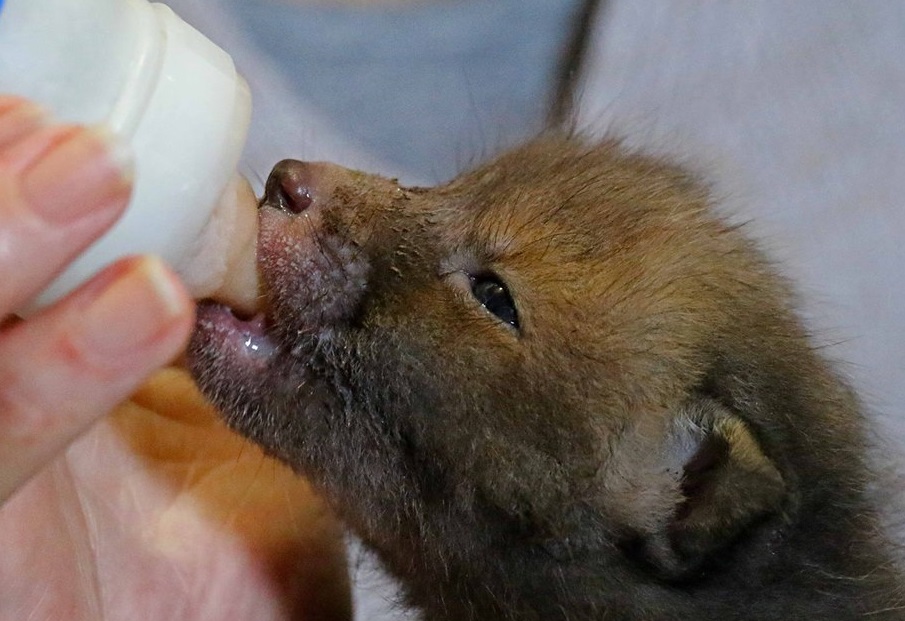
[0,96,350,621]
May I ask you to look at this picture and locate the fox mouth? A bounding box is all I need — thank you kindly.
[188,202,303,378]
[192,301,278,368]
[190,201,287,375]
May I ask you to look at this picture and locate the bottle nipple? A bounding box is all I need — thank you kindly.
[179,174,260,316]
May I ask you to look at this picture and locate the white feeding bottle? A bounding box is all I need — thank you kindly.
[0,0,259,314]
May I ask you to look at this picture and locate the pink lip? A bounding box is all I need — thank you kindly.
[194,301,278,363]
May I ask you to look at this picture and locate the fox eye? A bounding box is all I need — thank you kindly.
[469,273,519,329]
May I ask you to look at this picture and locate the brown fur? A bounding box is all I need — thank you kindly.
[188,137,904,620]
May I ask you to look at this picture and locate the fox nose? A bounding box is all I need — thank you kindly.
[262,159,315,214]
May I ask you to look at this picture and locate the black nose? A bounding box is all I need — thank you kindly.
[262,159,314,214]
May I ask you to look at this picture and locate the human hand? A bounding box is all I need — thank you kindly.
[0,96,351,619]
[0,95,194,502]
[0,367,351,621]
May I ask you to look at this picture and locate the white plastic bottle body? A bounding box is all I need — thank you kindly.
[0,0,251,311]
[0,0,139,127]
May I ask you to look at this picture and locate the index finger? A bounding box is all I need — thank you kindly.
[0,101,132,313]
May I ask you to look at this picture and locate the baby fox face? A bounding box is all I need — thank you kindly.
[188,137,893,621]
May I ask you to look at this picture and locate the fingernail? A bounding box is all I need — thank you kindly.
[79,257,190,358]
[22,127,134,225]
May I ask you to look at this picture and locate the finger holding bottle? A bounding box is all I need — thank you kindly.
[0,96,194,503]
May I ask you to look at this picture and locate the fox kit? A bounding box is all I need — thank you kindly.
[188,137,903,620]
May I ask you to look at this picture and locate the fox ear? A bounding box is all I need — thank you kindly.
[624,400,787,580]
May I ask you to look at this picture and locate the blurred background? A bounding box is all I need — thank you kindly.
[162,1,905,619]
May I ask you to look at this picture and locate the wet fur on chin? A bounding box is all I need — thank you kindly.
[188,136,905,620]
